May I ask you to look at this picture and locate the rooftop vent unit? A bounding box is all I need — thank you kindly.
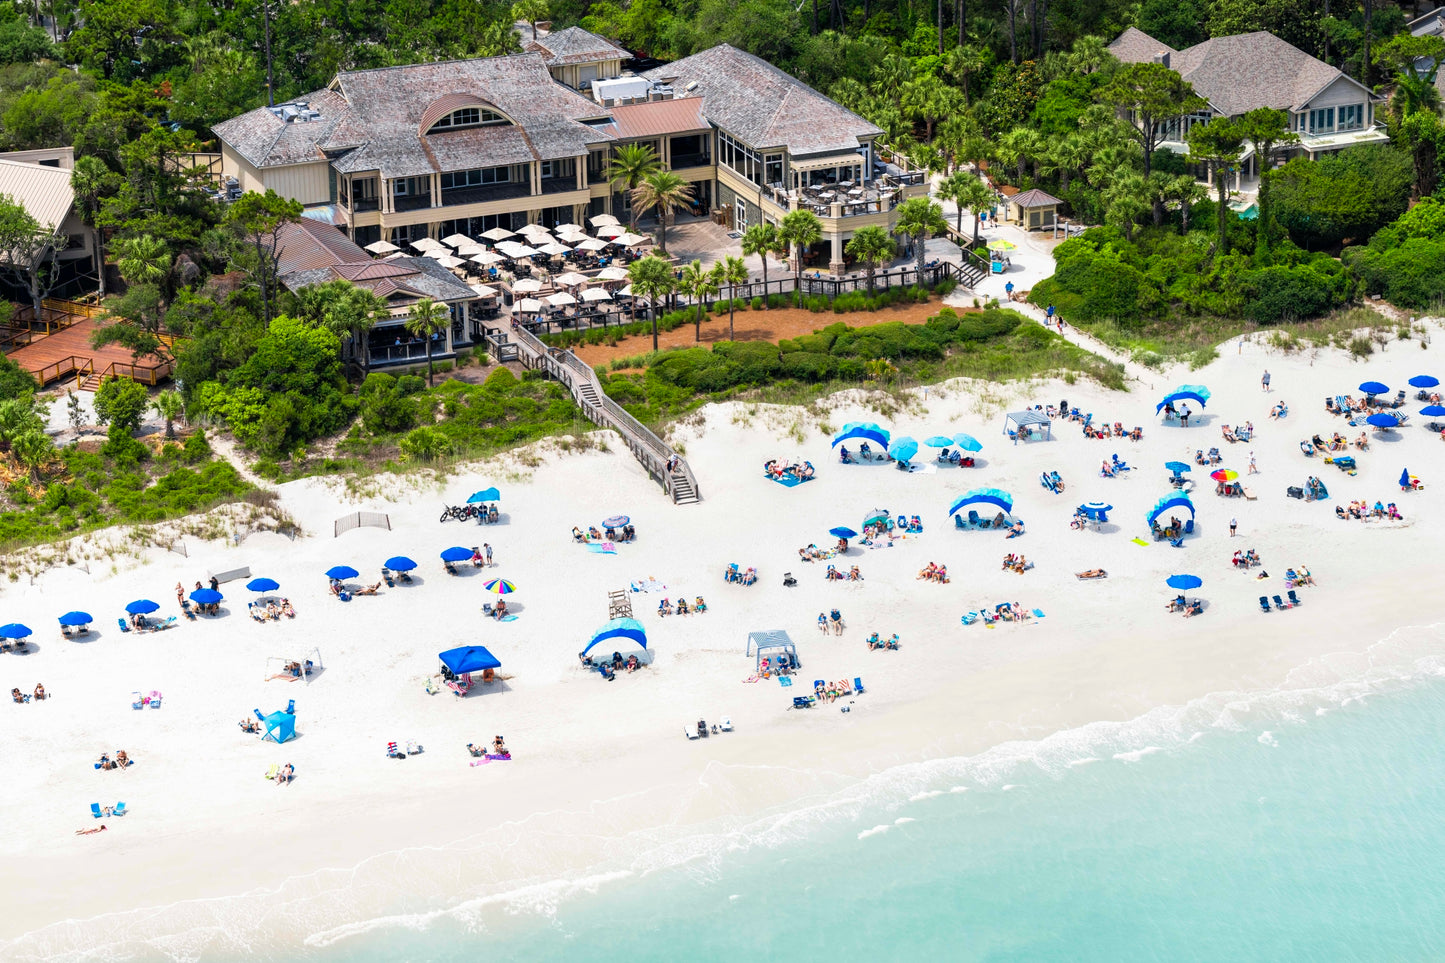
[684,81,698,92]
[269,101,321,123]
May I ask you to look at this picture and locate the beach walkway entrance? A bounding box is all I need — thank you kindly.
[495,324,700,505]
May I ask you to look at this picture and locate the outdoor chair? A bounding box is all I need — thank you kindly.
[1273,594,1288,610]
[90,803,103,818]
[1288,590,1301,606]
[1259,596,1271,612]
[113,802,127,816]
[853,676,865,694]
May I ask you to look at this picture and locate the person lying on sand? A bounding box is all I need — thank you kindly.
[1075,569,1107,579]
[354,582,382,596]
[75,825,107,835]
[240,718,260,733]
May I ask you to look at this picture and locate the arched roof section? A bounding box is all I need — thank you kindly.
[419,93,511,135]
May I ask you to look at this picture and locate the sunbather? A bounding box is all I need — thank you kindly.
[825,564,842,581]
[694,596,707,613]
[886,634,900,650]
[329,579,342,597]
[11,687,24,703]
[572,526,586,542]
[1185,599,1203,617]
[33,683,45,701]
[275,763,294,785]
[1100,460,1115,477]
[240,718,260,733]
[677,598,690,615]
[75,825,107,835]
[1075,569,1107,579]
[866,632,880,649]
[847,566,863,581]
[1222,425,1237,442]
[830,609,844,633]
[97,753,113,770]
[354,582,381,596]
[1007,521,1025,538]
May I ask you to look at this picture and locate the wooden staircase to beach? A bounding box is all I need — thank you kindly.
[499,325,702,506]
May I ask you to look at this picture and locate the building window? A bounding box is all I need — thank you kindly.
[1308,107,1335,134]
[765,154,783,186]
[1338,104,1364,131]
[431,106,505,131]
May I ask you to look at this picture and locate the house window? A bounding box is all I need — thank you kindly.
[1308,107,1335,134]
[441,170,483,190]
[431,107,505,131]
[393,179,408,196]
[1338,104,1364,131]
[765,154,783,186]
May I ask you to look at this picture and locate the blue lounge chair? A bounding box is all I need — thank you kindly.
[813,679,824,690]
[791,696,814,709]
[954,514,966,530]
[961,611,979,625]
[1184,519,1194,534]
[286,699,295,714]
[1169,536,1184,547]
[1287,590,1301,606]
[113,802,126,816]
[117,618,131,633]
[854,676,865,694]
[1259,596,1271,612]
[1273,594,1287,610]
[90,803,103,818]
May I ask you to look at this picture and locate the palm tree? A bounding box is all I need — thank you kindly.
[511,0,548,40]
[944,44,988,106]
[740,222,781,308]
[720,255,748,340]
[1102,173,1149,241]
[71,156,118,296]
[10,429,52,485]
[1040,135,1090,196]
[996,128,1044,184]
[937,169,977,238]
[151,389,183,440]
[957,177,997,247]
[605,143,661,230]
[628,256,675,352]
[845,226,895,296]
[114,234,171,288]
[631,171,694,255]
[405,297,450,386]
[779,209,824,307]
[894,197,948,279]
[679,260,721,343]
[1166,175,1209,235]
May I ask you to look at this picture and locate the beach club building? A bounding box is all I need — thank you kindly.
[212,31,928,273]
[1108,28,1389,184]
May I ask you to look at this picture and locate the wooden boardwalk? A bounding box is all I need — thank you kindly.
[6,317,171,390]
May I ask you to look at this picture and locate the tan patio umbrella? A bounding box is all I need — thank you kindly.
[617,284,633,296]
[410,238,443,251]
[511,278,544,293]
[481,227,516,241]
[440,233,472,247]
[553,271,590,287]
[425,249,453,259]
[434,254,465,268]
[612,233,649,247]
[455,244,487,257]
[575,238,609,252]
[589,214,620,226]
[554,223,584,232]
[544,292,577,307]
[537,242,573,257]
[471,284,500,297]
[470,251,505,265]
[516,298,543,313]
[595,266,630,281]
[581,287,612,302]
[364,240,399,254]
[594,224,625,238]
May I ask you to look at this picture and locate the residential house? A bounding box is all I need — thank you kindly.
[271,218,481,369]
[1109,28,1389,182]
[1407,7,1445,100]
[213,31,926,275]
[0,151,96,304]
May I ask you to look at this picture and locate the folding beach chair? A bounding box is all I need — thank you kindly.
[113,802,126,816]
[1273,594,1288,610]
[1259,596,1271,612]
[1287,590,1301,606]
[117,618,131,633]
[90,803,103,818]
[853,676,865,694]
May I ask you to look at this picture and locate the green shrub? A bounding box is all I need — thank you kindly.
[1245,265,1338,323]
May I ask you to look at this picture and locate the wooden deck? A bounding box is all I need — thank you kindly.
[6,317,172,391]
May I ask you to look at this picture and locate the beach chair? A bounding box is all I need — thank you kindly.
[148,690,162,708]
[791,696,814,709]
[1184,519,1194,534]
[117,618,131,633]
[264,765,279,781]
[424,677,440,695]
[285,699,295,714]
[181,601,197,621]
[683,725,699,740]
[113,802,126,816]
[382,569,396,588]
[854,676,865,694]
[1273,594,1288,610]
[782,572,797,587]
[90,803,103,818]
[131,691,144,710]
[954,514,967,530]
[961,611,979,625]
[1287,590,1301,606]
[1259,596,1271,612]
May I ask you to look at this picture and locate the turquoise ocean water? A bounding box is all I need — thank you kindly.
[310,635,1445,963]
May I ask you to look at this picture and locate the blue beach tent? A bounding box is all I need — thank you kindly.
[831,422,890,448]
[1156,385,1211,414]
[262,711,296,743]
[1147,492,1195,527]
[583,618,648,657]
[948,488,1014,517]
[439,645,502,674]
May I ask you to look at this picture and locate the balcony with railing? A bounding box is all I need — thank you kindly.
[440,182,530,207]
[669,152,711,170]
[352,196,379,212]
[540,175,580,195]
[394,192,433,212]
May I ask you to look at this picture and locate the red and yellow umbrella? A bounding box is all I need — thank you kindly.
[1210,469,1238,482]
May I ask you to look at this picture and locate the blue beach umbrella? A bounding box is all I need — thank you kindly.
[384,556,417,572]
[831,422,890,448]
[440,546,473,562]
[949,488,1014,517]
[0,622,32,638]
[324,566,359,581]
[603,515,630,528]
[1409,375,1439,389]
[1081,500,1113,516]
[57,611,91,627]
[888,437,919,462]
[1366,412,1401,428]
[246,577,280,594]
[1166,574,1202,591]
[1359,381,1389,396]
[1164,461,1191,474]
[952,433,983,452]
[189,588,223,605]
[1421,405,1445,418]
[125,599,159,615]
[467,487,501,503]
[924,436,954,447]
[583,618,649,657]
[829,526,858,540]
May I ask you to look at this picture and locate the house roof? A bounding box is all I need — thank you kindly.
[601,98,711,140]
[1010,188,1061,208]
[643,44,881,155]
[1110,29,1371,116]
[273,220,475,304]
[1107,27,1176,64]
[0,157,75,233]
[523,26,631,67]
[212,89,351,169]
[1410,6,1445,36]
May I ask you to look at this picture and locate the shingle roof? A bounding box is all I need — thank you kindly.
[273,219,370,275]
[602,98,711,140]
[212,89,351,168]
[643,45,881,155]
[1107,27,1176,64]
[1110,29,1370,116]
[273,220,475,303]
[0,158,74,233]
[1010,188,1061,208]
[524,26,631,67]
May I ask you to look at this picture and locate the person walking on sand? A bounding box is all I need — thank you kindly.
[1230,516,1238,537]
[1248,452,1258,475]
[175,582,184,606]
[1262,369,1271,392]
[483,543,493,567]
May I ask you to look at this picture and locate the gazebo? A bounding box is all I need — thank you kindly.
[1004,410,1052,441]
[1005,188,1061,230]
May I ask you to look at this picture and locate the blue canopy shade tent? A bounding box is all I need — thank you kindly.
[440,546,473,562]
[1156,385,1211,414]
[261,711,296,743]
[1409,375,1438,389]
[57,611,91,627]
[468,487,501,503]
[1003,410,1051,440]
[746,629,798,671]
[189,588,223,605]
[888,437,919,462]
[246,577,280,594]
[125,599,159,615]
[384,556,417,572]
[439,645,502,675]
[949,488,1014,517]
[1079,501,1112,520]
[583,618,648,658]
[1367,412,1402,428]
[324,566,359,581]
[1359,381,1389,396]
[831,422,890,448]
[1147,492,1195,527]
[0,622,32,638]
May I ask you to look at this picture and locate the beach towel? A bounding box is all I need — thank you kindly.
[768,474,811,488]
[499,614,518,622]
[743,675,759,683]
[1131,537,1149,546]
[586,542,617,554]
[778,676,793,687]
[1032,609,1046,618]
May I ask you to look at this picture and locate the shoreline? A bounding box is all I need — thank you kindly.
[5,328,1445,958]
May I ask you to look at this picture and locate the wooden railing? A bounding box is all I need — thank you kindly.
[98,359,173,386]
[508,324,700,504]
[32,355,92,387]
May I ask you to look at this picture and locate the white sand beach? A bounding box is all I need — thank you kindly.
[5,325,1445,957]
